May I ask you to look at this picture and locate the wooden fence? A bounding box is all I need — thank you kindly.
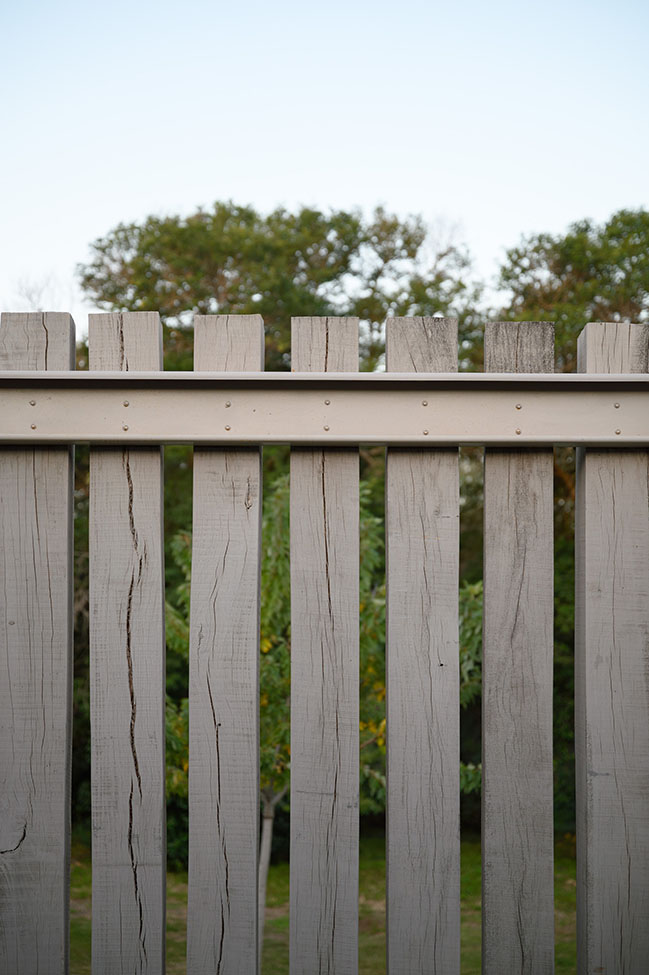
[1,311,648,974]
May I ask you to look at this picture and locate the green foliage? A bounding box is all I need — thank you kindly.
[162,475,391,818]
[258,474,291,807]
[459,581,483,708]
[77,202,481,371]
[163,484,488,839]
[458,580,484,795]
[498,208,649,370]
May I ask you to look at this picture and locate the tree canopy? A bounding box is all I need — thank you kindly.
[78,202,481,370]
[497,208,649,370]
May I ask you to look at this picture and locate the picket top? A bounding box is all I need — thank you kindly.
[89,311,162,371]
[578,319,649,373]
[194,313,265,371]
[0,311,75,369]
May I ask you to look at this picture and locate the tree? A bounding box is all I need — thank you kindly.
[497,208,649,370]
[78,202,481,370]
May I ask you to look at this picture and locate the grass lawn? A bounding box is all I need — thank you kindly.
[69,833,576,973]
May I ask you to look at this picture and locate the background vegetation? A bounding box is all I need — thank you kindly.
[70,204,649,872]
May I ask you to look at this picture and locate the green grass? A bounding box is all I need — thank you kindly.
[69,833,576,973]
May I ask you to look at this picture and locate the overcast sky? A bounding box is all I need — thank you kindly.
[1,0,647,335]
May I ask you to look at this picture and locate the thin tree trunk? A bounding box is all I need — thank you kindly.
[258,787,287,972]
[258,803,275,969]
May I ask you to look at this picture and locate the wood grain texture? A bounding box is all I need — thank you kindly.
[482,322,555,974]
[385,317,460,974]
[575,321,649,975]
[289,317,359,974]
[0,313,74,975]
[187,315,263,974]
[89,312,166,974]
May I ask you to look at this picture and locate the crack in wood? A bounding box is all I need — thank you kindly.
[0,823,27,855]
[117,313,128,372]
[127,781,147,969]
[40,313,49,370]
[125,569,142,799]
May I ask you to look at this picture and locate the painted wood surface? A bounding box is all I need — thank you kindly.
[89,312,166,974]
[0,313,74,974]
[187,315,264,974]
[575,321,649,975]
[482,322,555,974]
[385,317,460,973]
[289,317,360,974]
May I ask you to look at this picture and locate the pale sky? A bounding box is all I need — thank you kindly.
[1,0,647,336]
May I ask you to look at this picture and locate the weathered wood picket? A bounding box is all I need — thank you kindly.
[1,310,648,974]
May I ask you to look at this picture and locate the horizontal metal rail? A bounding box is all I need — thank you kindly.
[1,371,648,446]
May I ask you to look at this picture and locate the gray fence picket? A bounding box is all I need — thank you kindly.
[385,316,460,973]
[575,321,649,974]
[89,312,166,974]
[289,317,359,974]
[187,315,263,974]
[0,313,75,975]
[482,321,555,974]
